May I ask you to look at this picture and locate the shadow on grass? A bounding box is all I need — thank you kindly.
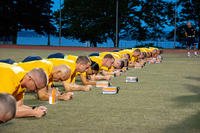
[185,76,200,82]
[172,84,200,105]
[164,112,200,133]
[0,120,14,127]
[164,84,200,132]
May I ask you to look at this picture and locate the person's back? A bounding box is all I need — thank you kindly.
[15,60,53,79]
[0,64,26,101]
[65,55,78,62]
[185,25,195,37]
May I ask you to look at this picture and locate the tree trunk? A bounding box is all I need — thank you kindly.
[47,33,50,46]
[111,38,116,47]
[90,42,97,47]
[12,30,17,45]
[93,42,97,47]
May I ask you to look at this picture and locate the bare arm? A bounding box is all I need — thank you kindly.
[37,86,72,101]
[15,99,47,118]
[102,70,121,77]
[92,74,112,81]
[37,87,49,101]
[79,74,96,85]
[62,81,91,92]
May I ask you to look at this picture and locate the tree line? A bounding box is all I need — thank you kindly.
[0,0,200,47]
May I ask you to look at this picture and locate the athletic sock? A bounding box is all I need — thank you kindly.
[187,52,191,57]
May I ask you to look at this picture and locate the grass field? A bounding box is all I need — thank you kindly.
[0,48,200,133]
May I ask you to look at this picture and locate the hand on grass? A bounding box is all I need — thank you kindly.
[60,92,73,100]
[34,106,47,118]
[84,85,92,91]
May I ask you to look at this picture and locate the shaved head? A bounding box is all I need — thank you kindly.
[28,68,47,89]
[76,56,91,65]
[53,65,71,81]
[0,93,16,123]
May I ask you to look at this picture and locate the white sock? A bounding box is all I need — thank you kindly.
[188,52,191,56]
[194,51,198,55]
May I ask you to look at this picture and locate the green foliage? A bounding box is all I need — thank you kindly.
[54,0,173,47]
[167,1,200,48]
[0,0,56,44]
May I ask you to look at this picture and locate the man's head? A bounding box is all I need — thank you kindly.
[52,65,71,82]
[138,52,146,59]
[146,52,152,58]
[133,49,141,57]
[102,54,115,69]
[122,53,131,61]
[0,93,16,124]
[157,49,161,55]
[113,59,124,69]
[152,49,157,55]
[187,22,192,28]
[22,68,47,92]
[76,56,91,73]
[86,61,99,75]
[122,59,129,67]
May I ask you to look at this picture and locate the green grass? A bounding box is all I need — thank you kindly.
[0,48,200,133]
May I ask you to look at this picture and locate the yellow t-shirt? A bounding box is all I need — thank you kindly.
[65,55,78,62]
[48,58,76,83]
[118,49,133,58]
[0,64,26,101]
[89,56,108,71]
[130,56,138,62]
[149,47,158,52]
[139,48,148,53]
[144,48,151,53]
[90,56,102,68]
[15,60,53,86]
[111,52,122,59]
[99,52,121,59]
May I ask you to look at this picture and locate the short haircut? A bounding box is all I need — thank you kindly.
[0,93,16,122]
[142,52,147,58]
[90,61,99,71]
[119,60,125,69]
[103,54,115,60]
[134,49,141,53]
[125,54,130,60]
[123,59,129,67]
[28,68,48,89]
[59,65,71,74]
[76,56,91,64]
